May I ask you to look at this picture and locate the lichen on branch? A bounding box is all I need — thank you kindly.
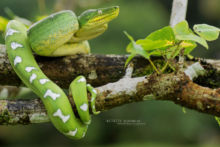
[0,43,220,124]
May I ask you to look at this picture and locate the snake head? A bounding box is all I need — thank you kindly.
[78,6,119,28]
[72,6,119,42]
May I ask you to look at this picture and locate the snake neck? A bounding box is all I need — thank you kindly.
[69,23,108,43]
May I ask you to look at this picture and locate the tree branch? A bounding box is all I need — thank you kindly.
[170,0,188,27]
[0,44,220,125]
[0,44,140,87]
[1,44,219,87]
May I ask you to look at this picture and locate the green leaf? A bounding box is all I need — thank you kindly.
[146,26,175,41]
[173,21,208,49]
[136,39,170,51]
[136,26,175,51]
[193,24,220,41]
[124,31,150,66]
[132,44,150,59]
[177,34,208,49]
[173,21,190,36]
[180,40,197,55]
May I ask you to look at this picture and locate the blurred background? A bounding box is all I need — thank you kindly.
[0,0,220,146]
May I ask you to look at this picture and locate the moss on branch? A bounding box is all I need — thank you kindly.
[0,44,220,125]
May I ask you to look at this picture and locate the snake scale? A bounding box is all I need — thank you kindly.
[5,6,119,139]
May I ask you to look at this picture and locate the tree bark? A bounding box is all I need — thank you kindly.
[0,44,220,125]
[170,0,188,27]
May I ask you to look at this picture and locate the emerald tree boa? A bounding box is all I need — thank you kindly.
[5,6,119,139]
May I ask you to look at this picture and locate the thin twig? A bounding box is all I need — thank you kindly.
[0,64,220,125]
[170,0,188,27]
[170,0,188,71]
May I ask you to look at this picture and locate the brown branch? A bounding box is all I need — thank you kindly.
[0,44,145,87]
[0,72,220,125]
[0,44,220,125]
[170,0,188,27]
[1,44,219,87]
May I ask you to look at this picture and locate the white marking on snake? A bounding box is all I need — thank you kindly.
[44,89,60,100]
[82,132,86,138]
[25,67,36,72]
[5,29,18,38]
[98,10,102,15]
[11,42,23,50]
[39,79,50,85]
[77,77,86,82]
[14,56,22,66]
[30,73,37,83]
[66,128,78,136]
[53,109,70,123]
[80,103,88,111]
[92,89,97,94]
[91,97,95,102]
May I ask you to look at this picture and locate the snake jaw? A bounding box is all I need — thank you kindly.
[73,6,119,41]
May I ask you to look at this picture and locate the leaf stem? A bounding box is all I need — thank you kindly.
[148,58,160,74]
[161,61,169,73]
[168,63,176,71]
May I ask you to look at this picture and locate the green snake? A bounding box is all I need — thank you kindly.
[5,6,119,139]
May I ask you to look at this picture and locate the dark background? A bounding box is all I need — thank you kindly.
[0,0,220,146]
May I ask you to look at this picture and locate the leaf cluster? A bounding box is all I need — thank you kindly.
[125,21,220,73]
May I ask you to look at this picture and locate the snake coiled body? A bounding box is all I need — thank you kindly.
[5,7,119,139]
